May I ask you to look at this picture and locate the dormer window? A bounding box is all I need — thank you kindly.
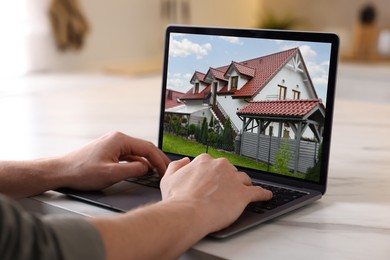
[231,76,238,90]
[194,83,200,93]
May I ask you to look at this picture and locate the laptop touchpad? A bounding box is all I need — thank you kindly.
[97,181,162,211]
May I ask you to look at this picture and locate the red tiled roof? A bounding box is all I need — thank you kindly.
[237,99,324,117]
[165,89,184,109]
[180,85,211,100]
[209,68,227,81]
[228,62,256,78]
[190,71,206,83]
[232,48,298,98]
[184,47,316,100]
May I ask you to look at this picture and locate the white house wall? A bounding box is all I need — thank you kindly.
[183,100,213,126]
[189,107,212,126]
[216,95,247,132]
[253,65,314,102]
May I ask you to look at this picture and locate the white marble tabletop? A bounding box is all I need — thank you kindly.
[1,64,390,259]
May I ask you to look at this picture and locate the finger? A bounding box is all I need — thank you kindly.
[108,161,149,183]
[122,136,171,176]
[120,155,153,170]
[246,186,273,202]
[193,153,212,163]
[165,157,190,176]
[237,171,252,186]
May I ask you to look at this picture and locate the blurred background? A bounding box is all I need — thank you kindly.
[1,0,389,76]
[0,0,389,160]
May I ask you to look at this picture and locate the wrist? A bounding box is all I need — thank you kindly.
[27,156,73,192]
[161,198,217,236]
[0,157,68,198]
[92,199,212,260]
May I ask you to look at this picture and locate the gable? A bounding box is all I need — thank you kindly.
[204,68,227,83]
[190,71,206,84]
[231,48,299,98]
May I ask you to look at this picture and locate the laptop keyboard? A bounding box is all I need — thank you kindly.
[126,174,307,213]
[126,172,161,188]
[246,183,307,213]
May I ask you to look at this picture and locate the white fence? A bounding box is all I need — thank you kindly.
[240,132,319,173]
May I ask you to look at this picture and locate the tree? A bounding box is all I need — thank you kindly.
[271,139,292,175]
[209,117,214,129]
[221,118,234,151]
[200,117,208,144]
[194,125,201,142]
[188,124,196,136]
[208,130,219,147]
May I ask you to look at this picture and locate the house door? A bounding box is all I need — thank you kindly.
[212,82,218,109]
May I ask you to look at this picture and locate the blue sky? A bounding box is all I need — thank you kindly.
[166,33,332,103]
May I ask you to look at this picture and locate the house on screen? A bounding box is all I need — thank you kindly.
[165,47,326,173]
[166,47,322,140]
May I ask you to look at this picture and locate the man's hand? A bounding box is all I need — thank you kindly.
[161,154,272,233]
[0,131,170,198]
[58,131,171,191]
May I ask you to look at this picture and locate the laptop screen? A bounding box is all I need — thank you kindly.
[160,26,338,185]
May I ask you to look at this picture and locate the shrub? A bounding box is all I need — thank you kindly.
[200,117,208,144]
[221,118,234,151]
[271,139,292,174]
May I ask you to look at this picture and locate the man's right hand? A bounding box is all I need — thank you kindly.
[160,154,273,233]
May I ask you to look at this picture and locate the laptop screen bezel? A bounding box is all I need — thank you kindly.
[158,25,339,195]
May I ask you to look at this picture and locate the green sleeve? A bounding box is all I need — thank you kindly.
[0,194,105,260]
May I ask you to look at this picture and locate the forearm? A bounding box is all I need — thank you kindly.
[91,199,210,260]
[0,158,66,198]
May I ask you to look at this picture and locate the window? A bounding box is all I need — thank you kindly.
[278,85,287,100]
[293,90,300,100]
[231,76,238,90]
[194,83,199,93]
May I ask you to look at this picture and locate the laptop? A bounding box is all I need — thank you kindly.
[59,25,339,238]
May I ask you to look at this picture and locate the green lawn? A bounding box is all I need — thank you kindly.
[162,133,269,171]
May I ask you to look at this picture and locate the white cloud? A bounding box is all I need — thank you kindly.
[184,73,192,80]
[281,44,317,62]
[169,38,212,59]
[299,45,317,61]
[219,36,243,45]
[321,60,330,67]
[312,74,328,86]
[305,60,329,91]
[167,72,193,92]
